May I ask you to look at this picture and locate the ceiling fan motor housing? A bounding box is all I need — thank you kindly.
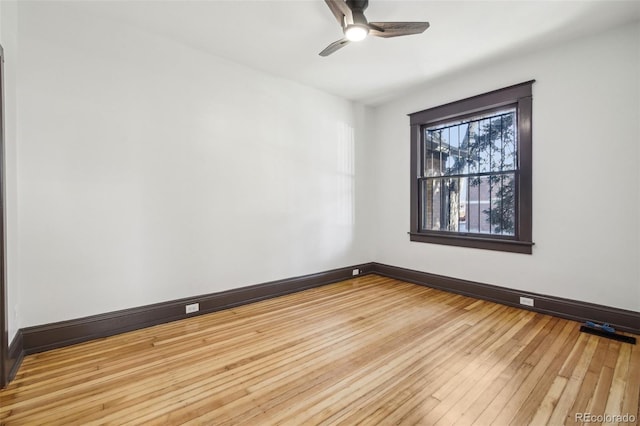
[346,0,369,26]
[346,0,369,12]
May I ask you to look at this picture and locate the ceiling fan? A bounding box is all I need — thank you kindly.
[320,0,430,57]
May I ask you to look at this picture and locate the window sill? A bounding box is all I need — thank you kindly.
[408,232,534,254]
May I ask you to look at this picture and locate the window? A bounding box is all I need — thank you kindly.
[409,81,534,254]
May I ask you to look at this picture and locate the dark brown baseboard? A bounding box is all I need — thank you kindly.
[371,263,640,335]
[5,261,638,387]
[21,263,374,356]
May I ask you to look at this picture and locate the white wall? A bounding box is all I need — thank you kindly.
[17,2,369,327]
[9,3,640,332]
[0,0,20,344]
[369,22,640,312]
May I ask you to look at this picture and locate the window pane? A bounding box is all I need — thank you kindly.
[437,130,444,175]
[468,121,479,175]
[477,176,492,234]
[426,109,516,177]
[424,131,432,176]
[443,178,459,232]
[467,177,480,234]
[459,123,470,176]
[431,179,441,230]
[424,130,442,177]
[478,119,491,173]
[490,115,503,173]
[502,112,517,171]
[447,178,466,232]
[459,177,468,233]
[421,177,467,232]
[420,180,429,230]
[420,178,446,231]
[474,174,516,235]
[445,127,457,175]
[490,173,515,235]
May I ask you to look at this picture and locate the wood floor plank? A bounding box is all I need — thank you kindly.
[620,341,640,422]
[453,314,552,426]
[0,274,637,425]
[343,307,535,426]
[528,375,568,425]
[585,341,621,419]
[74,282,440,424]
[177,295,483,425]
[45,282,425,424]
[472,318,570,425]
[564,338,610,426]
[604,342,631,416]
[289,305,511,426]
[507,325,581,425]
[547,335,599,425]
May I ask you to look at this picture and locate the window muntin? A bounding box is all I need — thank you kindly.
[419,108,517,237]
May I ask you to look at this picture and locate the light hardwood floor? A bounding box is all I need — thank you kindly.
[0,275,638,425]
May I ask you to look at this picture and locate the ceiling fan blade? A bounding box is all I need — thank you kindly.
[368,22,430,38]
[325,0,354,27]
[319,38,350,57]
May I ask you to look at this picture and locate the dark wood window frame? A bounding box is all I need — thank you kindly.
[0,44,7,388]
[409,81,534,254]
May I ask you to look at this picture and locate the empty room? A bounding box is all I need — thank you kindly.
[0,0,639,424]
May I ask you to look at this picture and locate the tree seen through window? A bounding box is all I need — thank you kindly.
[421,108,517,236]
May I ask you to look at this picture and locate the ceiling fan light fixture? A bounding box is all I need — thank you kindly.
[344,25,369,42]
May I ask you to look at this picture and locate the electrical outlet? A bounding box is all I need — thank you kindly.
[185,303,199,314]
[519,296,534,307]
[352,268,360,276]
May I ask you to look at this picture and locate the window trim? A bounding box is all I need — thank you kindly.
[409,81,534,254]
[0,44,8,388]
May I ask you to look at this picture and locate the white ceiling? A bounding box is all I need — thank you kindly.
[68,0,640,105]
